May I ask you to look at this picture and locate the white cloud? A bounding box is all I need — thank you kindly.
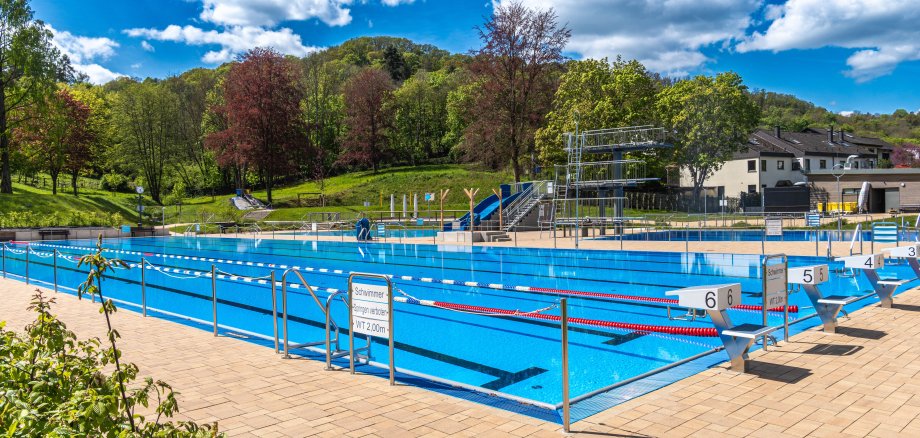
[839,110,855,116]
[737,0,920,82]
[125,24,321,63]
[381,0,415,6]
[494,0,760,77]
[141,40,155,52]
[48,25,125,84]
[199,0,353,27]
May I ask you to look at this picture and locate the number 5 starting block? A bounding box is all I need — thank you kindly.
[788,265,857,333]
[666,283,776,373]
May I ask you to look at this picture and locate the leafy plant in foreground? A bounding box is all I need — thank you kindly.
[0,238,222,436]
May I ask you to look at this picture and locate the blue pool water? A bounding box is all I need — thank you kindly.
[291,228,439,239]
[2,237,916,417]
[598,229,920,242]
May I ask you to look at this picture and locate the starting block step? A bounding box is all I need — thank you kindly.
[722,323,776,339]
[818,295,860,306]
[878,279,910,286]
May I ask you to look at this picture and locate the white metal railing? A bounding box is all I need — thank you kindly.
[849,223,863,256]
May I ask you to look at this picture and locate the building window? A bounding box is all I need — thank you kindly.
[777,160,785,170]
[748,185,757,193]
[804,159,811,170]
[792,161,801,171]
[819,159,827,169]
[747,160,756,172]
[761,159,766,170]
[853,161,859,169]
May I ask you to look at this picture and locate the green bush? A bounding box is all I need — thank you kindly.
[101,173,132,193]
[0,211,124,228]
[0,242,222,436]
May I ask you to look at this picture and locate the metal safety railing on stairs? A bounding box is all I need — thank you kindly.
[280,268,365,365]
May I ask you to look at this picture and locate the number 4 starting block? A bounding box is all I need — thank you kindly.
[788,265,857,333]
[837,253,909,308]
[666,283,776,372]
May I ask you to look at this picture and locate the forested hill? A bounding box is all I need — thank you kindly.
[755,91,920,144]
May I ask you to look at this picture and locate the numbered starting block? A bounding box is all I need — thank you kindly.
[837,254,909,308]
[789,265,856,333]
[666,283,775,372]
[883,244,920,278]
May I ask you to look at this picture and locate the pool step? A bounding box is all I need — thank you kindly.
[483,231,512,242]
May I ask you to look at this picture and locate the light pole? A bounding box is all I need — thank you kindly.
[830,155,859,237]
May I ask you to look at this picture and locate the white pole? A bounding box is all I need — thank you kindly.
[402,194,407,219]
[390,194,395,218]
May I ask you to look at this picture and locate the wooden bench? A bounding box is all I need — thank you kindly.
[38,228,70,240]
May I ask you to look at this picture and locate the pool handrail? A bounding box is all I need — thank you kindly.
[849,223,864,256]
[281,268,343,358]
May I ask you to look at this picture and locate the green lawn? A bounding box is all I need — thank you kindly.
[173,164,515,223]
[0,180,144,226]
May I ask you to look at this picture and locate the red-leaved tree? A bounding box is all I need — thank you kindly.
[461,1,570,182]
[338,68,395,173]
[17,88,94,195]
[205,48,308,204]
[892,144,920,168]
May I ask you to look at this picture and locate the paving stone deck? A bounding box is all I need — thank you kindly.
[2,277,920,437]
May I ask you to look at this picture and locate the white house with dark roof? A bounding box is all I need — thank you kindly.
[680,126,894,198]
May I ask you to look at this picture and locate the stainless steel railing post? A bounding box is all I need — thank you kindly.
[53,249,58,293]
[25,245,30,285]
[283,271,290,358]
[561,298,570,432]
[211,264,217,336]
[271,270,278,353]
[141,258,147,317]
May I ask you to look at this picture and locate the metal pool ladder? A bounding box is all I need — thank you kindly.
[278,269,369,365]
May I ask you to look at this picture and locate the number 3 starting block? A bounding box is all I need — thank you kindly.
[884,243,920,278]
[666,283,776,372]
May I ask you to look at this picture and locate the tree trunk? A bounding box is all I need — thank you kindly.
[0,91,10,194]
[71,170,79,196]
[50,171,58,195]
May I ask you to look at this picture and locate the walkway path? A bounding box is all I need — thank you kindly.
[2,278,920,437]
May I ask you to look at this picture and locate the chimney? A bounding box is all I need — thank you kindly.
[839,130,845,142]
[828,126,834,144]
[774,126,781,139]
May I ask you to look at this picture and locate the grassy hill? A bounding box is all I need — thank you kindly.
[0,164,516,226]
[176,164,515,222]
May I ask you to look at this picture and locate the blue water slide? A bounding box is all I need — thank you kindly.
[455,183,530,230]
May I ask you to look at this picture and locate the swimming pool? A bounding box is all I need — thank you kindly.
[598,229,920,242]
[2,237,916,419]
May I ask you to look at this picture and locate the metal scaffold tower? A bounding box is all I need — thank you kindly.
[552,125,671,240]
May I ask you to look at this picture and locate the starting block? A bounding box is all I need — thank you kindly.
[883,243,920,278]
[788,264,856,333]
[837,254,908,308]
[666,283,775,372]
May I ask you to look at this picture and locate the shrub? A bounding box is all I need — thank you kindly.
[0,211,123,228]
[0,240,222,436]
[101,173,132,193]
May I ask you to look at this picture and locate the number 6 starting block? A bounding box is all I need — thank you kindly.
[836,253,908,308]
[666,283,776,372]
[788,265,857,333]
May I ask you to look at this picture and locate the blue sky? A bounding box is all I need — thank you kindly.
[33,0,920,115]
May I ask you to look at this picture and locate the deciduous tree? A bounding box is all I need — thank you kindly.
[657,72,761,198]
[205,48,308,204]
[338,67,395,173]
[0,0,72,193]
[460,1,570,182]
